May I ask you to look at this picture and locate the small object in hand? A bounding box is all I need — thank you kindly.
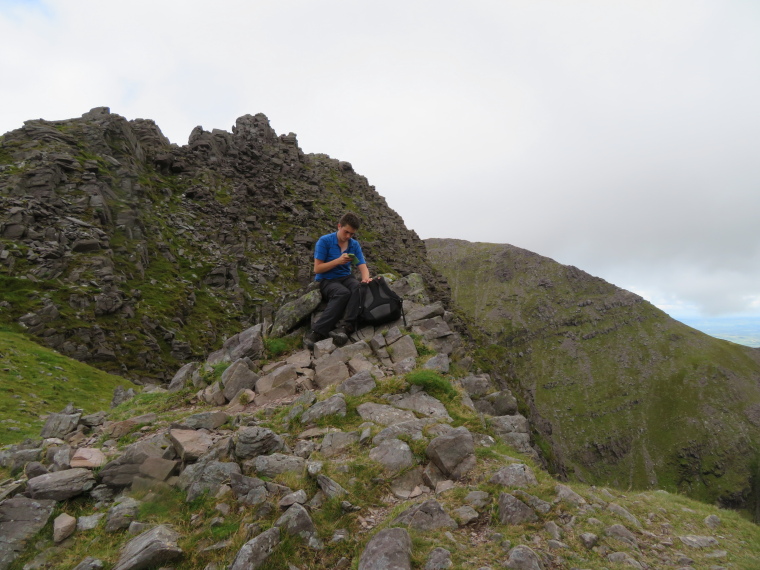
[347,253,358,265]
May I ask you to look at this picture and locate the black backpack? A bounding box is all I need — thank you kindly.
[358,277,406,327]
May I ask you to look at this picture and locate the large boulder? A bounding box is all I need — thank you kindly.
[111,525,183,570]
[0,496,56,570]
[26,468,96,501]
[178,460,241,502]
[393,499,456,531]
[234,426,285,460]
[489,464,539,488]
[358,527,412,570]
[369,438,414,474]
[229,527,280,570]
[221,360,259,401]
[357,403,416,426]
[498,493,539,525]
[271,289,322,337]
[301,394,347,424]
[425,426,476,480]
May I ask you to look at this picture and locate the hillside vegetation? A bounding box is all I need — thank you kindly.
[426,238,760,512]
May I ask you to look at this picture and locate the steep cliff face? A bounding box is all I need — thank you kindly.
[427,238,760,509]
[0,108,446,382]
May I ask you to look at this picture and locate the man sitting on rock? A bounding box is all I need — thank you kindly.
[304,212,371,349]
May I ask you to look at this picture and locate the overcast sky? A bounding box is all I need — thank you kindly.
[2,0,759,319]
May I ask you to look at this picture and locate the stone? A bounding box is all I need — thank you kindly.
[369,438,414,474]
[425,547,452,569]
[71,556,105,569]
[111,524,183,570]
[234,426,285,460]
[255,364,297,395]
[272,289,322,336]
[70,448,107,469]
[221,360,259,401]
[313,338,335,359]
[168,362,199,392]
[426,426,476,479]
[230,473,269,505]
[178,460,242,502]
[393,499,457,531]
[484,390,518,415]
[338,370,376,397]
[555,484,587,506]
[77,513,104,531]
[301,394,347,424]
[180,411,230,431]
[357,402,416,426]
[606,524,638,547]
[544,521,562,540]
[102,413,157,439]
[54,512,77,543]
[99,440,165,488]
[579,532,598,549]
[229,527,280,570]
[27,468,96,500]
[373,418,438,445]
[464,491,491,510]
[489,464,538,488]
[358,527,412,570]
[202,381,227,405]
[0,496,56,569]
[608,502,641,528]
[40,409,81,438]
[679,535,719,548]
[275,503,318,543]
[460,374,492,397]
[454,505,479,525]
[705,514,721,529]
[607,552,642,568]
[423,353,450,373]
[393,357,417,375]
[279,490,308,508]
[498,493,538,525]
[105,497,141,532]
[386,392,452,421]
[224,324,266,362]
[169,429,213,461]
[314,359,350,389]
[24,461,48,479]
[505,545,544,569]
[253,453,305,477]
[316,475,347,498]
[320,431,360,458]
[513,490,552,514]
[390,467,426,499]
[387,335,418,363]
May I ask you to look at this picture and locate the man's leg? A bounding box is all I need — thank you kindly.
[339,276,361,332]
[312,279,351,337]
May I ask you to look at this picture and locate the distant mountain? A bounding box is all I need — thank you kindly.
[427,238,760,510]
[0,108,447,382]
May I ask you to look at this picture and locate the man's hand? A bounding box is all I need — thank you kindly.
[338,253,351,265]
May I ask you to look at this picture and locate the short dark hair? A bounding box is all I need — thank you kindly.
[339,212,361,229]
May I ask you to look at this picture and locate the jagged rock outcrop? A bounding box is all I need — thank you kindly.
[0,108,448,382]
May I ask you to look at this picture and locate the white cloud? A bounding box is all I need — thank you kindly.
[1,0,759,317]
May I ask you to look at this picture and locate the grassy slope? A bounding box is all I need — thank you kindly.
[0,330,134,445]
[426,238,760,508]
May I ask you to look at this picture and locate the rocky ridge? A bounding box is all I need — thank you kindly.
[2,275,758,569]
[0,108,447,383]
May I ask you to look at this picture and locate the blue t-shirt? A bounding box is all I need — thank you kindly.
[314,232,366,281]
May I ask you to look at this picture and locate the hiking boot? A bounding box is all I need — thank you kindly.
[329,329,349,347]
[303,330,325,350]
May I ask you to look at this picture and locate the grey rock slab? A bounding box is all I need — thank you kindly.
[425,547,453,569]
[393,356,417,375]
[178,411,230,431]
[387,335,418,363]
[229,527,280,570]
[321,431,360,457]
[505,545,544,569]
[301,394,347,424]
[357,402,416,426]
[338,370,376,397]
[40,411,81,438]
[454,505,479,525]
[234,426,285,460]
[279,490,308,508]
[168,429,213,462]
[579,532,598,549]
[313,359,350,390]
[168,362,199,392]
[390,467,426,500]
[498,493,539,525]
[221,360,259,401]
[484,390,518,416]
[0,497,56,570]
[489,464,539,488]
[554,484,587,506]
[316,474,347,498]
[393,499,457,531]
[386,392,452,421]
[358,527,412,570]
[111,524,183,570]
[271,289,322,337]
[275,503,318,541]
[426,426,476,479]
[106,497,141,532]
[606,524,638,547]
[178,460,242,502]
[255,364,297,397]
[607,552,642,568]
[460,374,492,397]
[253,453,305,478]
[679,535,719,548]
[704,514,721,529]
[406,302,445,323]
[373,418,438,445]
[54,512,77,543]
[78,513,104,531]
[513,491,552,514]
[71,557,105,570]
[225,324,266,362]
[608,502,642,528]
[369,438,414,474]
[465,491,491,510]
[139,457,177,481]
[27,468,96,500]
[423,353,450,373]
